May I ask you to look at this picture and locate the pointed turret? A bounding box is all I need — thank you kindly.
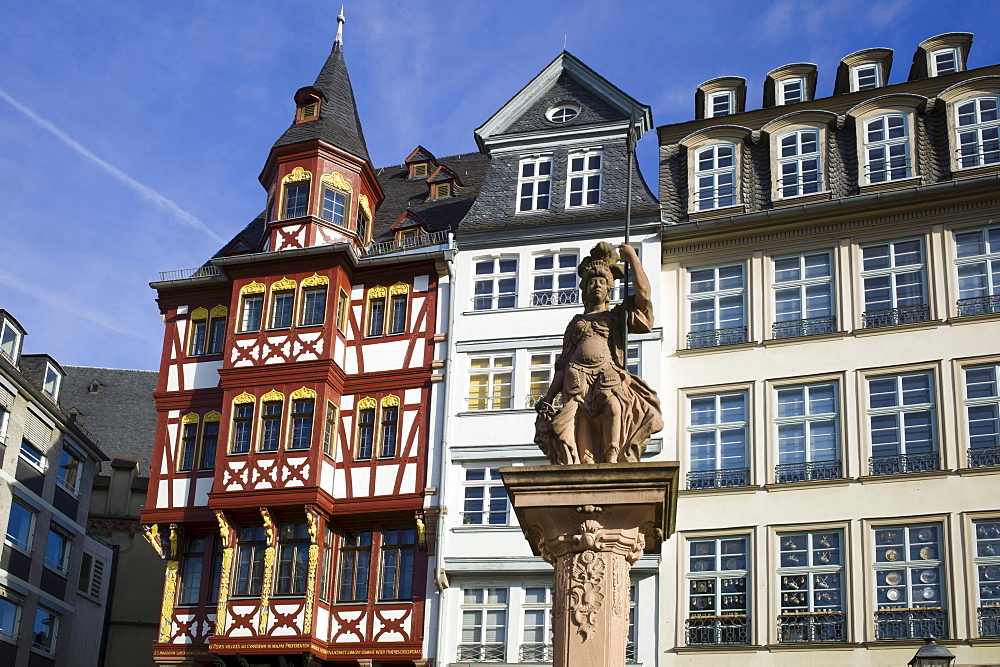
[272,10,371,163]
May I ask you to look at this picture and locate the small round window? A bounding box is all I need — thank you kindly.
[546,104,580,123]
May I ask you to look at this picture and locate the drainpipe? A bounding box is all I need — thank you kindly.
[97,542,120,667]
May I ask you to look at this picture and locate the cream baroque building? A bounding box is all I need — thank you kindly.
[656,33,1000,664]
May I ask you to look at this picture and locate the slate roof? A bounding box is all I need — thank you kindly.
[60,366,158,476]
[272,41,371,164]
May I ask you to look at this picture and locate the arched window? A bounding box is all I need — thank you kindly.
[777,130,822,198]
[694,144,737,210]
[956,96,1000,168]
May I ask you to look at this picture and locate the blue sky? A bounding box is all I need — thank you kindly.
[1,1,998,371]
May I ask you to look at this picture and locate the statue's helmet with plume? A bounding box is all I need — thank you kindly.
[577,242,625,290]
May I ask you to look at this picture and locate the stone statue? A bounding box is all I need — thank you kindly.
[535,242,663,464]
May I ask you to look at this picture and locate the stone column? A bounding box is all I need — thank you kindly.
[501,462,678,667]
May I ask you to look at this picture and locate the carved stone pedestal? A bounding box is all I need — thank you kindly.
[500,463,679,667]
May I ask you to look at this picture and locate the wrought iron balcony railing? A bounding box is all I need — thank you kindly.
[979,606,1000,637]
[525,394,563,409]
[861,304,930,329]
[775,460,842,484]
[457,643,505,662]
[777,612,845,643]
[625,640,637,663]
[958,295,1000,317]
[869,452,940,476]
[519,643,553,662]
[874,608,947,640]
[366,229,449,256]
[687,468,751,490]
[530,289,579,307]
[687,326,748,349]
[157,265,221,282]
[686,615,750,645]
[772,316,836,339]
[969,446,1000,468]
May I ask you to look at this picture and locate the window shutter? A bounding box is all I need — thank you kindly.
[90,558,105,599]
[23,409,52,447]
[0,386,13,410]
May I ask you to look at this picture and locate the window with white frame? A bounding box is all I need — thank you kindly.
[775,382,841,483]
[567,150,602,208]
[5,500,35,552]
[852,64,881,91]
[688,264,746,348]
[686,536,750,645]
[517,156,552,213]
[964,364,1000,468]
[626,343,640,376]
[687,392,750,489]
[462,468,510,526]
[861,239,928,327]
[956,97,1000,169]
[270,289,294,329]
[0,405,9,444]
[527,351,558,408]
[520,587,553,662]
[239,293,264,332]
[955,226,1000,316]
[930,48,960,76]
[283,183,309,219]
[459,587,508,662]
[467,354,513,411]
[473,258,517,310]
[44,526,70,573]
[777,129,822,198]
[710,91,733,117]
[320,186,348,226]
[873,524,948,640]
[31,606,59,654]
[78,551,106,600]
[19,439,45,471]
[779,78,805,105]
[777,530,844,642]
[531,252,578,307]
[867,371,938,475]
[56,444,82,494]
[694,143,737,211]
[973,519,1000,637]
[772,252,835,338]
[864,114,912,183]
[0,588,23,641]
[0,320,22,362]
[42,363,61,401]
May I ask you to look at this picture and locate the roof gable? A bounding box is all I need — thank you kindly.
[405,145,437,165]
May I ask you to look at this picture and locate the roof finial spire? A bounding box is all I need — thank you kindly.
[335,6,345,46]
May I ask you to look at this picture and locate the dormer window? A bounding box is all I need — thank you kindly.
[696,77,746,120]
[433,182,451,199]
[710,92,733,117]
[852,64,881,91]
[43,362,62,401]
[780,79,805,105]
[410,163,428,179]
[0,318,23,363]
[567,149,602,208]
[293,86,323,123]
[546,103,580,123]
[517,156,553,213]
[930,48,960,76]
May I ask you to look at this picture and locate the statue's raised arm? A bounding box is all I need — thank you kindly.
[534,242,663,465]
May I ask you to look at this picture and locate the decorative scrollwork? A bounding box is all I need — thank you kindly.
[568,550,606,642]
[204,411,222,423]
[210,304,228,318]
[215,511,234,636]
[233,392,255,405]
[321,171,352,192]
[182,412,200,425]
[301,273,329,288]
[381,394,400,407]
[357,396,377,410]
[283,166,312,183]
[259,508,276,635]
[389,282,410,296]
[304,509,320,634]
[271,277,296,292]
[291,387,318,400]
[241,281,265,295]
[367,285,387,299]
[261,389,285,403]
[159,559,180,642]
[142,524,165,558]
[190,307,209,320]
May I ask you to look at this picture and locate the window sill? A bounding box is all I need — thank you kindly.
[968,636,1000,645]
[296,323,325,330]
[861,638,958,649]
[679,484,759,496]
[56,483,80,498]
[858,469,952,484]
[852,319,943,337]
[765,641,858,651]
[453,525,521,533]
[687,205,746,222]
[29,647,56,660]
[763,477,853,492]
[43,564,69,579]
[762,330,848,347]
[858,176,921,194]
[946,311,1000,326]
[457,409,534,417]
[951,163,1000,180]
[770,191,831,208]
[18,456,47,474]
[673,644,762,653]
[265,327,292,333]
[186,353,224,360]
[676,341,756,356]
[227,451,250,457]
[4,539,32,557]
[956,464,1000,477]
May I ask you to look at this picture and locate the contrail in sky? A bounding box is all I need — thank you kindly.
[0,268,156,340]
[0,86,224,243]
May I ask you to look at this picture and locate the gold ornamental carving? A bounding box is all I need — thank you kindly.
[182,412,200,425]
[204,411,222,423]
[389,282,410,296]
[381,394,400,408]
[290,387,317,400]
[301,273,329,288]
[214,511,234,636]
[258,507,277,635]
[367,285,387,299]
[142,524,165,558]
[283,166,312,183]
[210,305,228,318]
[357,396,377,410]
[261,389,285,403]
[233,392,256,405]
[168,525,179,560]
[321,171,352,193]
[358,193,371,219]
[159,559,180,642]
[303,510,320,635]
[190,307,209,320]
[271,277,297,292]
[241,281,265,295]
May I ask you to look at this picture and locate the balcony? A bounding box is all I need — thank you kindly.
[958,295,1000,317]
[687,468,751,490]
[979,606,1000,638]
[687,326,748,349]
[529,289,579,307]
[775,460,842,484]
[777,612,845,643]
[525,394,563,409]
[861,304,930,329]
[366,229,449,256]
[970,446,1000,468]
[875,608,947,640]
[868,453,939,476]
[157,265,221,282]
[686,615,750,645]
[772,316,836,339]
[519,643,552,662]
[458,643,505,662]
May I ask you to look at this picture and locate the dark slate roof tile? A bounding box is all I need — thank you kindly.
[504,72,628,135]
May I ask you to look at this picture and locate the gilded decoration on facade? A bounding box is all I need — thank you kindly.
[259,507,277,635]
[367,285,387,299]
[233,392,256,405]
[357,396,377,410]
[182,412,200,424]
[210,304,228,318]
[204,411,222,423]
[283,166,312,183]
[358,193,372,219]
[261,389,285,403]
[142,523,165,558]
[303,509,320,634]
[301,273,329,288]
[291,387,318,400]
[214,511,234,636]
[389,282,410,296]
[321,171,352,193]
[190,307,209,320]
[241,281,266,295]
[271,277,297,292]
[169,524,179,560]
[159,559,180,642]
[381,394,400,407]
